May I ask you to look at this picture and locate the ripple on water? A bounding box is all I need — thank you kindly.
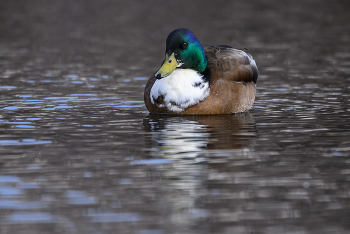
[26,118,41,121]
[66,190,96,205]
[0,86,17,89]
[133,77,147,81]
[70,94,97,96]
[0,200,47,210]
[87,212,140,223]
[3,106,42,110]
[115,101,145,108]
[43,96,78,100]
[66,74,79,78]
[130,159,173,165]
[0,187,22,196]
[15,125,35,128]
[42,105,73,110]
[5,212,57,224]
[18,95,32,97]
[137,230,164,234]
[0,176,21,183]
[3,122,31,124]
[0,139,52,145]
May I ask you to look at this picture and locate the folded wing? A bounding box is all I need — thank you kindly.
[203,45,258,85]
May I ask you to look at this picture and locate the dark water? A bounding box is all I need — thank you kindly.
[1,0,350,233]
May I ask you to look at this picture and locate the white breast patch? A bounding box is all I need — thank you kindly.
[150,69,210,112]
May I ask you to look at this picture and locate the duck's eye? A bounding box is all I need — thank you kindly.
[182,42,188,48]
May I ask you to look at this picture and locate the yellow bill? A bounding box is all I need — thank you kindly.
[155,52,179,79]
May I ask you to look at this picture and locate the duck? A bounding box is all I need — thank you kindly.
[144,28,258,115]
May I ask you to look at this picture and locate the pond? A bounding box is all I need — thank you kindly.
[0,0,350,233]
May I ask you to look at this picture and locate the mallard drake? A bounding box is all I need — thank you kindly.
[144,28,258,115]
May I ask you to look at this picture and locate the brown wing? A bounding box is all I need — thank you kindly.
[203,45,258,85]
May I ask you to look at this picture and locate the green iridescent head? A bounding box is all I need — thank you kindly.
[155,28,207,79]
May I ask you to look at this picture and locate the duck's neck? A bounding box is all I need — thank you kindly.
[193,47,207,73]
[195,55,207,73]
[176,42,207,73]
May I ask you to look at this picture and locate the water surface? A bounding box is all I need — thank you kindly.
[0,0,350,233]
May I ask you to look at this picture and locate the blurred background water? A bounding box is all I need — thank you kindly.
[0,0,350,233]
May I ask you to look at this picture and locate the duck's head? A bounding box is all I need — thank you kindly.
[155,28,207,79]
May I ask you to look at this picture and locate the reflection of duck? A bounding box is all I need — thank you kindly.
[144,28,258,115]
[186,113,256,150]
[143,117,209,160]
[142,114,256,229]
[143,112,256,154]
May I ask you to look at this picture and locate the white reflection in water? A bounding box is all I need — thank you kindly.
[153,119,209,159]
[146,118,211,229]
[144,114,257,230]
